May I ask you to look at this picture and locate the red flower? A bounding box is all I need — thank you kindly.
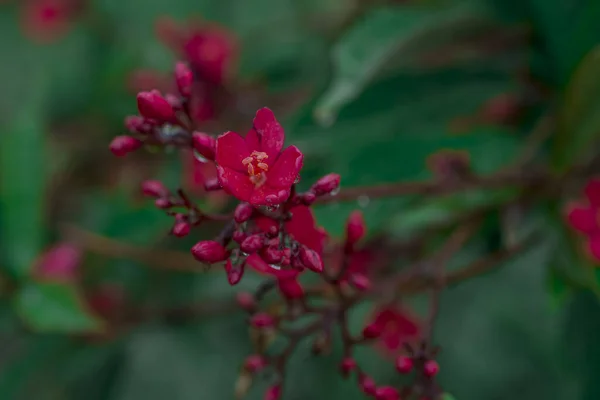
[566,178,600,261]
[181,150,228,208]
[215,108,304,206]
[368,305,421,354]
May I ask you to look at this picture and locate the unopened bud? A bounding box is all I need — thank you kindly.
[375,386,400,400]
[141,180,168,198]
[362,320,383,339]
[204,178,221,191]
[125,115,153,134]
[172,221,191,237]
[136,90,175,122]
[236,292,256,311]
[154,198,172,209]
[234,202,254,223]
[301,191,316,205]
[191,240,228,264]
[345,210,366,247]
[299,246,323,273]
[262,246,283,264]
[165,93,182,110]
[359,374,377,396]
[241,235,264,254]
[311,173,341,196]
[423,360,439,377]
[109,135,142,157]
[225,259,245,285]
[351,274,371,291]
[250,312,275,329]
[174,62,193,97]
[339,357,357,378]
[395,356,413,374]
[243,354,266,373]
[233,230,247,244]
[264,385,281,400]
[192,132,216,161]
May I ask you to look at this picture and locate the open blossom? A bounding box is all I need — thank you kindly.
[368,305,421,354]
[566,178,600,261]
[215,108,304,206]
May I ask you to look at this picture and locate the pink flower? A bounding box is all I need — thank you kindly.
[368,305,421,354]
[215,108,304,206]
[566,178,600,261]
[34,242,81,282]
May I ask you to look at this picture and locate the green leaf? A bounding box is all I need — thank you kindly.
[313,4,493,125]
[0,77,47,280]
[554,46,600,171]
[14,282,103,333]
[442,394,457,400]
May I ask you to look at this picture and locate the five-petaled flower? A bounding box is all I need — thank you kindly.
[368,305,421,355]
[566,178,600,261]
[215,108,304,206]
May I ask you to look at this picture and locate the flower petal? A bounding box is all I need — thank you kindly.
[267,145,303,188]
[253,107,284,159]
[217,166,253,202]
[285,206,325,254]
[249,185,288,206]
[586,178,600,206]
[244,128,260,153]
[566,203,598,234]
[215,131,250,172]
[246,253,272,274]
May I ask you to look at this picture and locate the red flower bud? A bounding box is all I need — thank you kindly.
[375,386,400,400]
[191,240,228,264]
[236,292,256,311]
[423,360,439,377]
[346,210,366,247]
[109,135,142,157]
[204,178,221,191]
[339,357,356,378]
[311,173,341,196]
[192,132,216,161]
[351,273,371,291]
[225,259,245,285]
[165,93,182,110]
[262,247,282,264]
[250,312,275,328]
[358,374,377,395]
[172,221,191,237]
[233,230,247,244]
[154,198,172,209]
[125,115,153,134]
[241,234,264,254]
[299,246,323,273]
[174,62,193,97]
[141,180,168,198]
[136,90,175,122]
[301,191,317,205]
[264,385,281,400]
[234,203,254,223]
[362,320,383,339]
[244,354,266,373]
[395,356,413,374]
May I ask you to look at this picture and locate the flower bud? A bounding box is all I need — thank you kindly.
[204,178,221,191]
[358,374,377,395]
[423,360,439,377]
[395,356,413,374]
[362,320,383,339]
[225,259,244,285]
[36,242,81,282]
[375,386,400,400]
[125,115,152,134]
[241,234,264,254]
[299,246,323,273]
[233,230,247,244]
[262,246,283,264]
[136,90,175,122]
[234,202,254,223]
[174,62,193,97]
[154,198,172,209]
[191,240,228,264]
[165,93,182,110]
[172,221,191,237]
[345,210,366,247]
[243,354,266,373]
[264,385,281,400]
[250,312,275,328]
[236,292,256,311]
[351,274,371,291]
[141,180,168,198]
[311,173,341,196]
[192,132,216,161]
[290,255,305,270]
[301,191,316,205]
[109,135,142,157]
[339,357,356,378]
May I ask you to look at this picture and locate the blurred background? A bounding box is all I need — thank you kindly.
[2,0,600,399]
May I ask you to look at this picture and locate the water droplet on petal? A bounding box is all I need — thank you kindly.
[294,176,301,184]
[269,264,281,271]
[193,149,208,163]
[330,187,340,196]
[357,195,370,208]
[266,204,280,212]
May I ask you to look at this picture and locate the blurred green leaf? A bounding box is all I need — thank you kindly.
[554,46,600,171]
[14,282,103,333]
[442,394,457,400]
[313,4,493,124]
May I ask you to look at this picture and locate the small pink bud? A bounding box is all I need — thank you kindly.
[236,292,256,311]
[109,135,142,157]
[339,357,356,378]
[346,210,366,247]
[250,312,275,328]
[36,243,81,282]
[395,356,413,374]
[423,360,439,377]
[375,386,400,400]
[225,259,244,285]
[351,274,371,291]
[301,191,316,205]
[234,203,254,223]
[244,354,266,373]
[136,90,175,122]
[141,180,168,198]
[233,230,247,244]
[241,234,264,254]
[277,277,304,299]
[264,385,281,400]
[124,115,152,134]
[266,225,279,238]
[192,132,216,161]
[174,62,193,97]
[262,246,283,264]
[172,222,191,237]
[311,173,341,196]
[154,198,172,209]
[204,178,221,191]
[165,93,182,109]
[299,246,323,273]
[362,320,383,339]
[191,240,228,264]
[358,374,377,395]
